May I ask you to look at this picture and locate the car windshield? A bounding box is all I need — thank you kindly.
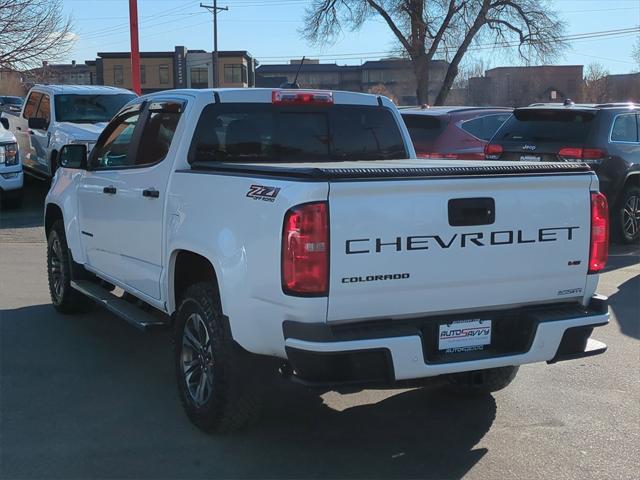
[401,114,446,152]
[494,109,596,143]
[54,93,136,123]
[2,97,23,105]
[189,103,408,163]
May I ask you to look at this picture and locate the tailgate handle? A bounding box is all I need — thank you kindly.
[448,198,495,226]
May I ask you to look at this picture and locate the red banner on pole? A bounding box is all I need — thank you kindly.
[129,0,141,95]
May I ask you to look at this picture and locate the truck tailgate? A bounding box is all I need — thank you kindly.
[328,171,593,322]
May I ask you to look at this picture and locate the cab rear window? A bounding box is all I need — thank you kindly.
[495,110,595,143]
[189,103,408,163]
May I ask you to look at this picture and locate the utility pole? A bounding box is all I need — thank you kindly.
[128,0,141,95]
[200,1,228,88]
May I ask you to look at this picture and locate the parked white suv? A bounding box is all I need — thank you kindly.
[5,85,136,179]
[45,88,610,432]
[0,116,23,208]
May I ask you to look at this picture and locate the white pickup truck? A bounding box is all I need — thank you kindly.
[5,85,135,179]
[45,88,610,433]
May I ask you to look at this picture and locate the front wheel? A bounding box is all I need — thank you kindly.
[614,186,640,244]
[174,282,262,433]
[47,221,91,314]
[446,366,519,396]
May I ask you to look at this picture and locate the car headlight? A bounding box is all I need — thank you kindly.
[0,143,18,166]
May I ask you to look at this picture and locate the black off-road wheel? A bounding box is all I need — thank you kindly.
[174,282,263,433]
[446,366,519,396]
[47,220,91,314]
[613,186,640,244]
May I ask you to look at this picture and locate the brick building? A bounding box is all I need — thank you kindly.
[469,65,584,106]
[96,46,256,93]
[256,58,449,105]
[22,61,96,88]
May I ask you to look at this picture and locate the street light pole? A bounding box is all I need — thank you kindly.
[200,1,228,88]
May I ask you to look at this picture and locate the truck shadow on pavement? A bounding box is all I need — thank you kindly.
[1,303,495,480]
[609,274,640,340]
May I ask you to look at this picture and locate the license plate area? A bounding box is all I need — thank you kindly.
[520,155,541,161]
[439,319,492,352]
[422,312,537,364]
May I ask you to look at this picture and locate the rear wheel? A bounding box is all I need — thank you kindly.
[47,220,91,314]
[614,186,640,244]
[174,282,262,433]
[446,366,519,396]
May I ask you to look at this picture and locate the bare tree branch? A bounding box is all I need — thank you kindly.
[302,0,567,105]
[0,0,74,71]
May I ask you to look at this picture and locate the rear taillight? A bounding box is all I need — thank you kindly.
[272,90,333,105]
[558,147,605,162]
[484,143,503,159]
[589,192,609,273]
[282,202,329,295]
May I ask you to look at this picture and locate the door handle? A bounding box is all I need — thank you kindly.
[16,126,21,131]
[103,186,117,195]
[142,188,160,198]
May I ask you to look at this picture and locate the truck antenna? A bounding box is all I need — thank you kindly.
[280,56,305,89]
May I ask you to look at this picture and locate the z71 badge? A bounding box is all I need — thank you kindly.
[246,185,281,202]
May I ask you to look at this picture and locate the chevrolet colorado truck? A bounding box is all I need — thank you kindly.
[6,85,135,180]
[45,88,610,433]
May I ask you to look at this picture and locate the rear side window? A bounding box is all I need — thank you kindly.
[461,113,511,141]
[610,114,638,143]
[136,103,183,165]
[189,103,407,163]
[495,110,595,143]
[402,114,446,150]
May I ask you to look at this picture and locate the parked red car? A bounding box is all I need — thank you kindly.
[401,106,512,159]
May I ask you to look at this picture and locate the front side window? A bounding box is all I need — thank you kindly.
[189,103,407,164]
[461,113,512,141]
[159,65,169,85]
[610,114,638,143]
[135,103,183,166]
[23,92,42,119]
[54,94,136,123]
[224,64,242,84]
[114,65,124,85]
[91,111,141,169]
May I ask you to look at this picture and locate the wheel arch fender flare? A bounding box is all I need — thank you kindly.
[167,246,225,316]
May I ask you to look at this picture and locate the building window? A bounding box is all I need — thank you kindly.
[224,64,243,84]
[140,65,146,85]
[190,68,208,89]
[114,65,124,85]
[159,64,169,85]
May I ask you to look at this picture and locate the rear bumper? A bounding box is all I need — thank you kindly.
[283,295,609,386]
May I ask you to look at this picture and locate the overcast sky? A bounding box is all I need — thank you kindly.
[61,0,640,74]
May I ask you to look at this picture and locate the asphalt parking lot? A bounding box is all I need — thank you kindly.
[1,179,638,479]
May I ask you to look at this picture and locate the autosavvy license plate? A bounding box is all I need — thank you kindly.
[520,155,541,161]
[438,319,492,353]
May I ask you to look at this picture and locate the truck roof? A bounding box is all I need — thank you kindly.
[31,84,134,96]
[139,88,392,106]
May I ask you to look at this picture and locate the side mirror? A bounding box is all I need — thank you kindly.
[28,117,48,130]
[0,117,8,130]
[58,144,87,170]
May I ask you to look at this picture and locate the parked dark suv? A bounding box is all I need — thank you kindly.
[401,106,512,159]
[486,102,640,243]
